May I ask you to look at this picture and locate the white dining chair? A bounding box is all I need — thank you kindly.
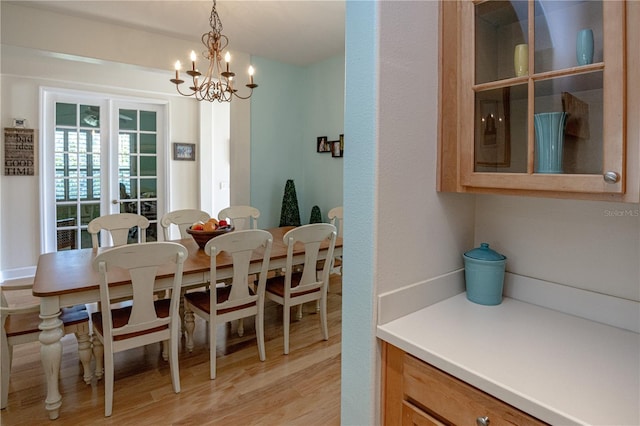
[90,242,187,416]
[160,209,210,240]
[265,223,336,355]
[184,229,273,379]
[160,209,212,332]
[317,206,343,275]
[87,213,150,248]
[1,280,92,410]
[218,205,260,230]
[217,205,262,335]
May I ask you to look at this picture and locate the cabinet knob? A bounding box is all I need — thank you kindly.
[476,416,490,426]
[603,171,620,184]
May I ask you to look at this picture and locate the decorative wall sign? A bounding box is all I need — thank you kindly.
[4,128,36,176]
[173,142,196,161]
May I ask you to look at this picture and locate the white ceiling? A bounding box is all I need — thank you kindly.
[18,0,346,67]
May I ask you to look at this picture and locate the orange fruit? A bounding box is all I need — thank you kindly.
[203,221,216,232]
[207,218,219,225]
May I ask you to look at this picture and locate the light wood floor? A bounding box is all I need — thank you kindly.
[1,275,342,425]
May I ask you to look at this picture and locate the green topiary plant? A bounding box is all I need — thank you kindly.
[309,205,322,224]
[279,179,302,227]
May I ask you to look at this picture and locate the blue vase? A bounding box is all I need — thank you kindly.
[534,112,567,174]
[576,29,594,65]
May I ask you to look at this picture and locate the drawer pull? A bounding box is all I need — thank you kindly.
[476,416,490,426]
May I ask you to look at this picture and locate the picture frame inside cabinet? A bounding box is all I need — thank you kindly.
[474,88,511,169]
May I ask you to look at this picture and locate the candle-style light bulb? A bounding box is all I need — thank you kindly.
[190,50,197,71]
[174,60,181,79]
[248,65,255,85]
[225,52,231,72]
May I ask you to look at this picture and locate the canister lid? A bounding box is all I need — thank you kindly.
[464,243,506,261]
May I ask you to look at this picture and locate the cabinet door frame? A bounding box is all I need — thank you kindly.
[438,0,639,202]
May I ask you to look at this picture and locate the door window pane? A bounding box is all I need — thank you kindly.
[119,109,137,130]
[140,111,156,132]
[140,134,156,154]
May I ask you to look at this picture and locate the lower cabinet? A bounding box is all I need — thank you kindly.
[382,342,547,426]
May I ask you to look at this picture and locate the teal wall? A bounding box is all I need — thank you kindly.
[250,55,345,228]
[341,1,378,424]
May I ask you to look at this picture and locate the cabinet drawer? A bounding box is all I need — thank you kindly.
[403,353,546,426]
[402,400,445,426]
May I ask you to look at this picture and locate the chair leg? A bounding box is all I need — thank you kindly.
[320,295,329,341]
[93,338,104,380]
[296,304,303,320]
[1,343,12,409]
[184,308,195,352]
[256,311,266,362]
[75,327,93,384]
[237,318,244,337]
[209,316,217,380]
[161,341,169,361]
[169,332,180,393]
[283,305,291,355]
[179,289,186,334]
[104,351,114,417]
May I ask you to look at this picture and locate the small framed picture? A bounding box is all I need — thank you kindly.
[173,143,196,161]
[331,140,343,157]
[317,136,330,153]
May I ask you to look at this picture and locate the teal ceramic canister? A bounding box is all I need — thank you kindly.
[463,243,507,306]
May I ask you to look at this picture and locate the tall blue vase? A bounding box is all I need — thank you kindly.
[576,28,594,66]
[534,112,567,174]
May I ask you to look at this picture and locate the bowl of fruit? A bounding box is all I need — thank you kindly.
[186,218,234,250]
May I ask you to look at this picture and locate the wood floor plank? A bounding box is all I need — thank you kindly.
[1,275,343,425]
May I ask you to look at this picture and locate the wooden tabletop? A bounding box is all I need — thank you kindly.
[33,226,342,297]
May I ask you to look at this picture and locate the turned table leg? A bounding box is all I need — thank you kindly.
[39,298,64,420]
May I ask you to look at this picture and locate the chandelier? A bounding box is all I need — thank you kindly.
[170,0,257,102]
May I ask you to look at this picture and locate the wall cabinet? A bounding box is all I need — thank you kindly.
[382,342,547,426]
[438,0,639,202]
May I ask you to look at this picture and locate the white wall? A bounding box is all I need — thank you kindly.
[342,1,475,424]
[342,1,639,424]
[0,3,251,276]
[475,195,640,301]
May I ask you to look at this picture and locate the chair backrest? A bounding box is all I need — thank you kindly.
[205,229,273,313]
[88,213,150,248]
[283,223,337,297]
[218,206,260,230]
[92,242,187,343]
[327,206,343,237]
[160,209,210,240]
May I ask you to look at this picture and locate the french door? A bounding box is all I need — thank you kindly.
[41,89,167,251]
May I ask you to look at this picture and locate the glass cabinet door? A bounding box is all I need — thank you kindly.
[460,0,624,195]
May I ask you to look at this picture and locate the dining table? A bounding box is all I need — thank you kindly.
[32,226,342,420]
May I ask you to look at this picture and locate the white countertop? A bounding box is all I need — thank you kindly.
[377,293,640,426]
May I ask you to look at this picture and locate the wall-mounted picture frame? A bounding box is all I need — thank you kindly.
[173,142,196,161]
[317,136,330,153]
[331,140,343,157]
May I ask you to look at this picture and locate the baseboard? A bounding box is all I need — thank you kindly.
[0,266,36,283]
